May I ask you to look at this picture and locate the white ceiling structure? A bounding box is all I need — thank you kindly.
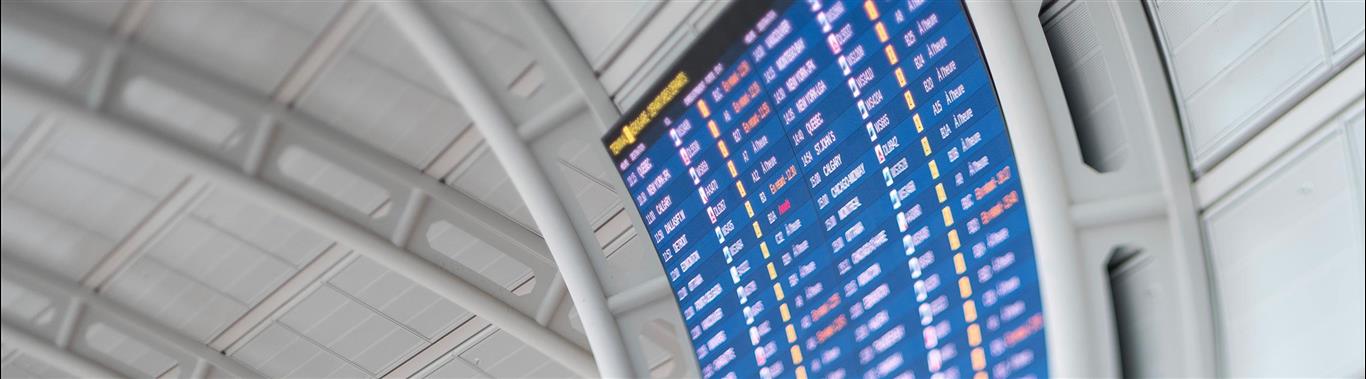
[0,0,735,377]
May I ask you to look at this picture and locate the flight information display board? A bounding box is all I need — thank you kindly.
[602,1,1047,378]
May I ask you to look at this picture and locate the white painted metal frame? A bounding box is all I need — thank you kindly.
[0,78,601,377]
[0,256,259,378]
[0,321,121,378]
[976,0,1219,375]
[379,2,635,377]
[0,1,695,376]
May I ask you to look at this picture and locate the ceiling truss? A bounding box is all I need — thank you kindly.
[0,0,695,377]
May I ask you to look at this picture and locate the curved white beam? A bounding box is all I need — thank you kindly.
[0,256,257,378]
[607,276,670,315]
[378,2,635,377]
[0,80,601,377]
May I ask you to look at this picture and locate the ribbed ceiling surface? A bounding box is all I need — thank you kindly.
[0,1,735,377]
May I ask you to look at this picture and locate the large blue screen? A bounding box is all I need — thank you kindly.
[603,1,1047,378]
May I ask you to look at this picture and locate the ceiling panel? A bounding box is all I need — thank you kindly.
[296,51,471,170]
[0,22,87,88]
[101,257,254,343]
[347,12,450,103]
[231,323,369,378]
[2,124,186,281]
[277,285,425,374]
[424,221,535,293]
[327,256,473,340]
[20,0,126,32]
[0,0,698,376]
[547,0,654,69]
[76,322,178,377]
[448,150,538,232]
[456,329,573,378]
[136,1,340,95]
[1,344,76,379]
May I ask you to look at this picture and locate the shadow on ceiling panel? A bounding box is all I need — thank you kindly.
[135,1,340,96]
[5,0,125,33]
[2,122,187,281]
[0,8,103,93]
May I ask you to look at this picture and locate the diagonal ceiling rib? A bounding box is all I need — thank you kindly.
[378,2,635,377]
[0,79,599,377]
[0,321,121,378]
[2,256,260,378]
[1,0,719,377]
[512,1,620,129]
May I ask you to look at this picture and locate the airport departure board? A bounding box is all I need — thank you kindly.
[602,1,1047,378]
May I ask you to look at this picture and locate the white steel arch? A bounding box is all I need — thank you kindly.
[379,2,636,377]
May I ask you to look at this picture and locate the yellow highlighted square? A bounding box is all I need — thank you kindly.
[728,160,738,177]
[913,114,924,132]
[884,45,899,65]
[699,100,711,117]
[761,242,770,258]
[974,371,988,379]
[767,262,777,279]
[942,206,954,226]
[921,137,932,156]
[959,276,972,298]
[774,283,785,301]
[780,303,791,321]
[929,160,939,179]
[971,347,986,370]
[875,22,889,42]
[904,91,916,110]
[936,183,947,203]
[797,366,808,379]
[968,323,982,346]
[863,0,879,20]
[737,182,747,197]
[718,141,730,158]
[786,324,797,342]
[954,253,967,274]
[708,120,720,137]
[753,221,763,238]
[948,229,960,250]
[896,68,907,87]
[745,201,755,217]
[791,346,804,364]
[964,300,977,322]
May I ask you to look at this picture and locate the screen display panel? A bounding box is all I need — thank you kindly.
[602,1,1047,378]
